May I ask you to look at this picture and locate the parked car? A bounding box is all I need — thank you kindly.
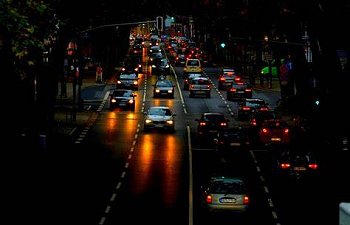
[143,106,176,132]
[200,176,250,213]
[109,89,136,111]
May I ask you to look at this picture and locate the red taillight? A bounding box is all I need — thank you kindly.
[243,106,250,111]
[220,122,227,126]
[206,195,212,204]
[280,163,291,169]
[199,122,206,126]
[234,77,241,81]
[243,195,249,205]
[245,88,252,92]
[308,163,318,169]
[230,88,237,92]
[220,77,226,81]
[284,128,289,133]
[262,128,268,133]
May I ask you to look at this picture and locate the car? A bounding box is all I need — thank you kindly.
[249,108,278,129]
[258,119,290,145]
[149,52,164,63]
[200,176,250,213]
[174,53,186,66]
[195,112,230,137]
[213,127,251,153]
[226,81,253,101]
[151,58,171,75]
[183,72,204,90]
[153,77,175,98]
[272,149,319,180]
[189,76,211,98]
[149,45,162,53]
[116,72,139,90]
[109,89,136,111]
[143,106,176,132]
[218,67,241,90]
[183,58,203,77]
[237,98,270,120]
[120,56,142,74]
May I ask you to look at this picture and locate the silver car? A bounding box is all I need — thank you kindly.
[201,176,249,213]
[143,106,176,132]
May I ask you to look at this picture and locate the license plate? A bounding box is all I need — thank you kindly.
[220,198,236,203]
[237,91,244,93]
[209,130,217,133]
[230,143,241,146]
[293,167,306,171]
[271,137,281,141]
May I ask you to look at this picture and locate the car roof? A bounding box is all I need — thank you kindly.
[210,176,244,184]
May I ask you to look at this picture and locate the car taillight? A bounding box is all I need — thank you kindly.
[308,163,318,169]
[230,88,237,92]
[243,195,249,205]
[206,195,212,204]
[280,163,291,169]
[220,122,227,126]
[245,88,252,92]
[199,122,206,126]
[284,128,289,133]
[243,106,250,111]
[262,128,268,133]
[220,77,226,81]
[251,119,257,126]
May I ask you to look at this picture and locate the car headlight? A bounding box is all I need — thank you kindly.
[166,120,174,125]
[167,89,173,93]
[152,65,156,68]
[155,89,160,93]
[128,99,134,104]
[111,99,117,103]
[145,119,152,124]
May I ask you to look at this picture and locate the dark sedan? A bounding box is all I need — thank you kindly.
[116,72,139,90]
[153,77,175,98]
[213,127,251,154]
[226,81,253,101]
[109,89,136,111]
[272,149,319,180]
[195,112,230,138]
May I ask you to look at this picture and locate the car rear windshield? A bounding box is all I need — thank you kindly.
[210,181,245,194]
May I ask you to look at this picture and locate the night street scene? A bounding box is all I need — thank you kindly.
[2,1,350,225]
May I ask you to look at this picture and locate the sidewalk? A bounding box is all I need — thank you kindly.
[53,73,104,137]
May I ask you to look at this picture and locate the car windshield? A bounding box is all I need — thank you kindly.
[188,60,199,66]
[210,181,245,194]
[203,114,225,122]
[156,80,172,87]
[191,79,209,85]
[149,108,172,116]
[120,73,137,79]
[113,90,131,97]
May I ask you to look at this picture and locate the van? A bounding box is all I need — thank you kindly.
[183,58,203,77]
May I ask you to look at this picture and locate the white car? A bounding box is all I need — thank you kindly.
[143,106,176,132]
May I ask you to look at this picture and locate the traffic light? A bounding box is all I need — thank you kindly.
[156,16,163,31]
